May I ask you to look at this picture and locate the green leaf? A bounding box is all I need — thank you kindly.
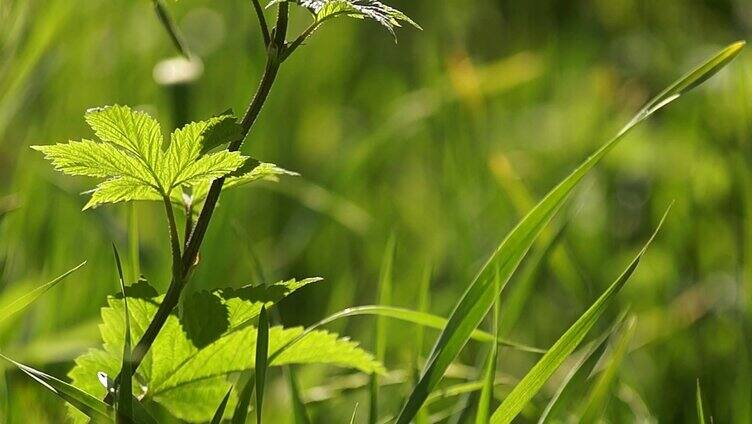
[33,105,247,209]
[0,262,85,323]
[211,388,233,424]
[395,41,744,424]
[255,306,270,424]
[0,353,113,422]
[190,161,298,205]
[199,111,243,154]
[69,278,382,422]
[286,0,420,35]
[488,208,670,424]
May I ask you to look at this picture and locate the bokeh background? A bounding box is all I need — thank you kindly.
[1,0,751,422]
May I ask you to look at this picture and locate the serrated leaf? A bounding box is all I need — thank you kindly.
[200,112,243,154]
[190,161,298,205]
[69,278,382,422]
[34,105,247,209]
[288,0,420,35]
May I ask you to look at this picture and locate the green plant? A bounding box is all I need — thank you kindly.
[2,0,745,422]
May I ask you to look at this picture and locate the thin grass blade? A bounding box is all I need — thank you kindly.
[415,263,432,424]
[0,353,113,422]
[267,305,545,367]
[475,272,501,424]
[396,41,744,424]
[371,235,395,424]
[697,379,706,424]
[231,374,255,424]
[112,245,132,423]
[255,305,270,424]
[211,387,233,424]
[288,367,312,424]
[489,207,671,423]
[350,402,360,424]
[536,311,628,423]
[579,315,637,422]
[0,261,85,323]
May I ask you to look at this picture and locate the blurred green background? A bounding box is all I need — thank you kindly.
[1,0,751,422]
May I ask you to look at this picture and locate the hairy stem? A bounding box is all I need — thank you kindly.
[251,0,271,47]
[162,195,183,280]
[106,4,291,397]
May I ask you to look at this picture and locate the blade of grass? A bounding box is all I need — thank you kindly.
[697,379,706,424]
[396,41,745,424]
[112,245,132,423]
[350,402,360,424]
[267,305,545,367]
[579,315,637,422]
[288,367,312,424]
[489,206,671,424]
[256,306,270,424]
[231,374,255,424]
[0,261,85,323]
[415,262,432,424]
[475,271,501,424]
[537,312,628,423]
[152,0,190,58]
[371,235,396,424]
[211,387,233,424]
[0,353,113,422]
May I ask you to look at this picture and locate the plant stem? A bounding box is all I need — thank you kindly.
[162,195,183,280]
[251,0,271,47]
[181,1,288,276]
[107,4,291,395]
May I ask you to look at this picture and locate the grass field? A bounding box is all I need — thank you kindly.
[1,0,751,422]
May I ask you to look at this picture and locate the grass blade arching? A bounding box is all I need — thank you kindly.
[0,353,113,422]
[395,41,744,424]
[489,207,670,424]
[267,304,545,366]
[0,261,85,323]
